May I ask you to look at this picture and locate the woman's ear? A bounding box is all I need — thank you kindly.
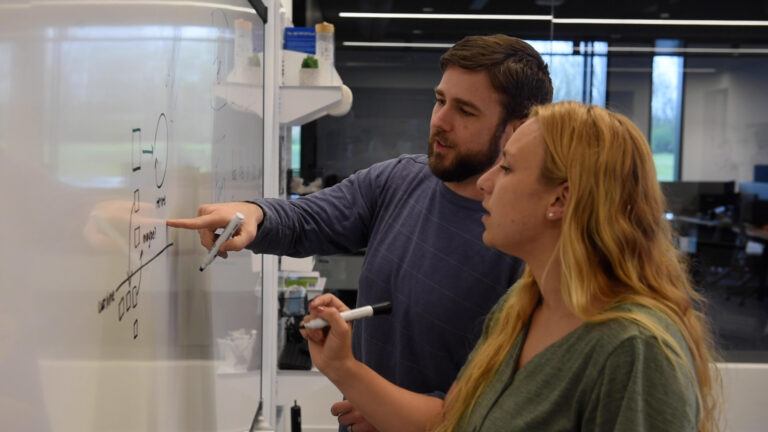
[545,182,569,220]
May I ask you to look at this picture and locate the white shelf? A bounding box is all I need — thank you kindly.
[213,50,348,127]
[212,82,343,126]
[280,85,342,126]
[213,81,264,118]
[280,49,346,126]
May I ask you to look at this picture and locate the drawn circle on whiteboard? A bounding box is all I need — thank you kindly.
[154,113,168,188]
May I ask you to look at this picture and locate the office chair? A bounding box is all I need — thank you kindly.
[693,223,755,306]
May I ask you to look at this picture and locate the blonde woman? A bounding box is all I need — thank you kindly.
[304,101,718,432]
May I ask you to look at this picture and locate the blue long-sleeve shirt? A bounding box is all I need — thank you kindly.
[250,154,522,395]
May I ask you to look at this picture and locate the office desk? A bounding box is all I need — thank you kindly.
[671,216,767,302]
[673,215,726,227]
[745,225,768,242]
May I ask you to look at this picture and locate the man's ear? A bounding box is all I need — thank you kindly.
[546,182,570,221]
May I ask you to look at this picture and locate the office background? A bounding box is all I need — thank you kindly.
[2,1,766,430]
[288,0,768,363]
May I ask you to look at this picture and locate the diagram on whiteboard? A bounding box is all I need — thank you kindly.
[95,113,174,340]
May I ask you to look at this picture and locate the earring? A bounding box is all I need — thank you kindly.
[547,212,555,218]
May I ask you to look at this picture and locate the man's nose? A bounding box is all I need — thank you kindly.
[431,106,453,132]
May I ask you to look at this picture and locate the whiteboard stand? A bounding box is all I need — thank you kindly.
[259,0,284,429]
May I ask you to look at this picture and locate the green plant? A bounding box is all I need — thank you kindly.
[301,55,319,69]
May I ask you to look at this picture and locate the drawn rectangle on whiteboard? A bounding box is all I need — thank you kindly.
[132,128,142,172]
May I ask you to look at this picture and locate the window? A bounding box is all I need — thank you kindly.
[529,40,608,105]
[650,39,685,181]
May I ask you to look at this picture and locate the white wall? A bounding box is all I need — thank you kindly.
[718,363,768,431]
[682,57,768,182]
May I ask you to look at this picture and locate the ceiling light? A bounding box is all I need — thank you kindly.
[608,67,717,73]
[339,12,552,21]
[553,18,768,26]
[576,46,768,55]
[342,41,768,55]
[339,12,768,27]
[343,41,454,48]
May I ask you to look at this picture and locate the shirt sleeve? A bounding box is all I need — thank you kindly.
[582,335,698,432]
[246,159,395,257]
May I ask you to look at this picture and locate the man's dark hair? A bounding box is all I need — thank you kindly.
[440,34,553,123]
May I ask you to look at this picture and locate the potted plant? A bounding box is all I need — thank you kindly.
[299,55,319,86]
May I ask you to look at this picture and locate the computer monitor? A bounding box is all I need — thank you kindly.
[699,193,739,219]
[737,193,768,226]
[754,165,768,182]
[739,181,768,200]
[739,193,757,224]
[661,182,701,216]
[661,181,736,216]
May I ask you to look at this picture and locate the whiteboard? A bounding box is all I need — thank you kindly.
[0,1,267,431]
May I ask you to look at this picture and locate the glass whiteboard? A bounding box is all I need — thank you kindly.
[0,1,266,430]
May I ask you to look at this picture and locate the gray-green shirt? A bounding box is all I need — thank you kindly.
[461,304,699,431]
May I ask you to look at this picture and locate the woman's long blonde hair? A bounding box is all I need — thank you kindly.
[433,102,719,431]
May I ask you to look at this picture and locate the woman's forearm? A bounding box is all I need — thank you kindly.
[325,359,444,432]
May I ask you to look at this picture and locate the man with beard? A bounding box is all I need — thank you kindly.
[168,34,552,431]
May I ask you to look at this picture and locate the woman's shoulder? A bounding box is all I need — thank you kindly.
[581,303,688,359]
[577,305,700,431]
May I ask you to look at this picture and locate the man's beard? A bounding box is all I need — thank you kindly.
[428,121,506,182]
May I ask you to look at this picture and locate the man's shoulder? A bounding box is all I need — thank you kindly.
[366,154,432,185]
[374,154,428,171]
[396,153,428,165]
